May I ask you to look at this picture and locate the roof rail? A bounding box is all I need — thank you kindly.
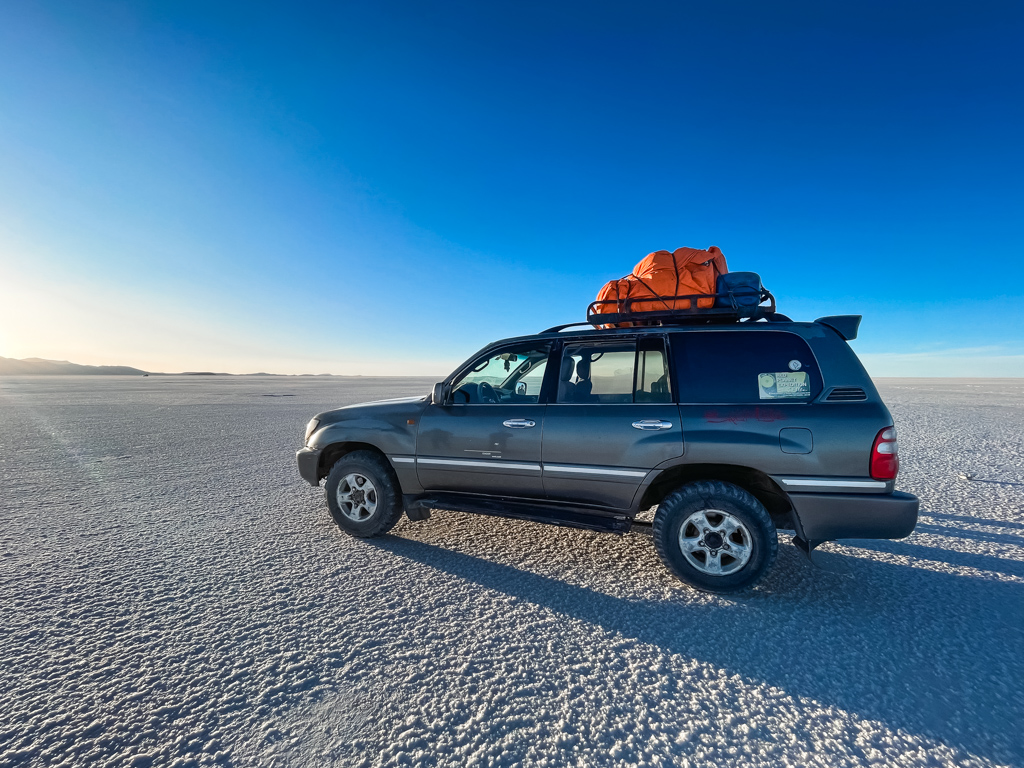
[541,321,596,333]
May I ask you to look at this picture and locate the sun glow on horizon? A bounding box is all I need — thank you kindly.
[0,255,458,376]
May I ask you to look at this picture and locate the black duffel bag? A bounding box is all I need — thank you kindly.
[715,271,763,316]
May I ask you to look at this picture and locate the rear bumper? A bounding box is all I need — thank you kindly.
[296,447,321,486]
[789,490,919,542]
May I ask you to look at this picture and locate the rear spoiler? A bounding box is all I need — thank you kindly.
[815,315,862,341]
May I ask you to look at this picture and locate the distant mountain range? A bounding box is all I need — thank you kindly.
[0,356,356,376]
[0,356,149,376]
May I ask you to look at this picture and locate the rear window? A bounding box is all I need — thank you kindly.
[671,330,822,404]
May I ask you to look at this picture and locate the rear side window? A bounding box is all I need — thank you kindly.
[635,337,672,403]
[557,338,672,404]
[558,343,636,404]
[671,331,822,404]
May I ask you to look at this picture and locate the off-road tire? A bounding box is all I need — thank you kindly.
[652,480,777,594]
[324,450,403,538]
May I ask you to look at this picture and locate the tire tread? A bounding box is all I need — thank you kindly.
[652,480,777,593]
[324,450,403,538]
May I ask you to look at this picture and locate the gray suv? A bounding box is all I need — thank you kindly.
[297,304,918,593]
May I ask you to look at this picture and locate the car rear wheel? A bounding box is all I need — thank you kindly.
[652,480,777,593]
[324,450,403,537]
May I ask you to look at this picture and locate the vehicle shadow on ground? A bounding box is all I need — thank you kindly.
[926,511,1024,531]
[368,531,1024,766]
[849,538,1024,577]
[912,523,1024,548]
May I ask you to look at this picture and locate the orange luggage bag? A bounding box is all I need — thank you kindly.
[593,246,728,324]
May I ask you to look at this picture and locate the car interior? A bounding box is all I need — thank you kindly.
[451,350,549,404]
[451,343,673,406]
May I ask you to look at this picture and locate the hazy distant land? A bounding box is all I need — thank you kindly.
[0,355,348,377]
[0,355,148,376]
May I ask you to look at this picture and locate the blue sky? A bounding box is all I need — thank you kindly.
[1,1,1021,375]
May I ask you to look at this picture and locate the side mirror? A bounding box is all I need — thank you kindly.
[516,382,527,396]
[431,382,449,405]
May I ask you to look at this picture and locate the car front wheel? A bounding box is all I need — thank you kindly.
[652,480,777,593]
[324,450,403,538]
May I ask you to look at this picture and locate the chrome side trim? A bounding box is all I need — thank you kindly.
[417,457,542,472]
[776,477,888,491]
[544,464,648,479]
[391,456,415,464]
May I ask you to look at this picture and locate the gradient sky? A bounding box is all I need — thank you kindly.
[1,1,1022,375]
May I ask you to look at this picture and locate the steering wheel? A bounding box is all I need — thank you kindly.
[478,381,499,404]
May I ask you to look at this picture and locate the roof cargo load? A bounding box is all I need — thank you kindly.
[593,247,727,318]
[589,247,777,327]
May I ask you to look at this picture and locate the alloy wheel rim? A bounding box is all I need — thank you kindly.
[336,473,378,522]
[678,509,753,576]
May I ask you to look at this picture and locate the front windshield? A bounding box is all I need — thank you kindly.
[451,344,551,404]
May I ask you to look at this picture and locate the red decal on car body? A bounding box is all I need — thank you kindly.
[704,407,787,424]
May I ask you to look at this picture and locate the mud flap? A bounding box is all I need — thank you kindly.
[792,535,822,561]
[405,498,434,521]
[792,536,853,575]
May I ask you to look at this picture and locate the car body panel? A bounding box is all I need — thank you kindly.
[676,401,894,480]
[542,403,683,507]
[415,403,547,498]
[306,397,427,490]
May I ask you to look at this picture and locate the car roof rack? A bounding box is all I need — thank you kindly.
[542,286,783,334]
[542,321,600,333]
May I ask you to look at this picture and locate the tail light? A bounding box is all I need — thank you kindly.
[870,427,899,480]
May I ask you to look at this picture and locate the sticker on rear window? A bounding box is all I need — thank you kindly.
[758,372,810,399]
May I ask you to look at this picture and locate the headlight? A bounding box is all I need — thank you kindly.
[304,418,321,444]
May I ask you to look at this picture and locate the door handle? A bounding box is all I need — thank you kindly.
[632,419,673,430]
[503,419,536,429]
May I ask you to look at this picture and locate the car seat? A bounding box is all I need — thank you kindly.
[558,356,577,402]
[573,356,595,403]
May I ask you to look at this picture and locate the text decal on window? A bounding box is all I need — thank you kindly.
[758,372,810,399]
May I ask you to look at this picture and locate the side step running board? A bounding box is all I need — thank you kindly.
[405,494,633,534]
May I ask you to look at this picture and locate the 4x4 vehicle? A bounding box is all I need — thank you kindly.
[297,283,918,593]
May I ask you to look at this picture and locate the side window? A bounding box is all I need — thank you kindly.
[635,337,672,403]
[515,359,548,399]
[451,344,551,404]
[671,331,822,404]
[558,343,636,404]
[555,338,671,404]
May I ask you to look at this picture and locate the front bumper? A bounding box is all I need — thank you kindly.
[296,447,321,486]
[789,490,919,542]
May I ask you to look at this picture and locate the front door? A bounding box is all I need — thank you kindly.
[416,342,552,499]
[542,337,683,508]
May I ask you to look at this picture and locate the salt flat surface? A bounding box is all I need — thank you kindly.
[1,375,1022,768]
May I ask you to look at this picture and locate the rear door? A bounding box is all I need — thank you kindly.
[416,342,552,499]
[542,336,683,508]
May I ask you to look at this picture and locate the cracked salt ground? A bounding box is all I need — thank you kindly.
[1,376,1022,768]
